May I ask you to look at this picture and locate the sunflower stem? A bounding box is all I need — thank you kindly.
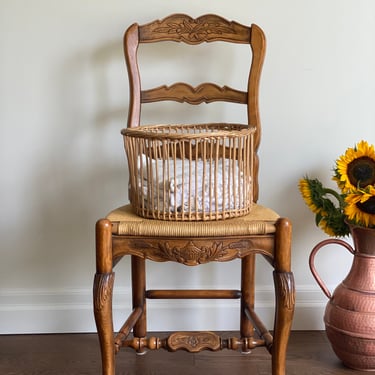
[323,188,346,210]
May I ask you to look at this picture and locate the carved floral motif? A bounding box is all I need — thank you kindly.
[147,239,251,265]
[168,331,221,352]
[93,273,114,312]
[274,272,295,310]
[154,18,236,43]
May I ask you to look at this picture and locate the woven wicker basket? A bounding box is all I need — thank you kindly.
[122,123,255,221]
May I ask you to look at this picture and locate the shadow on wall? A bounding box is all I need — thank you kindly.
[17,40,129,288]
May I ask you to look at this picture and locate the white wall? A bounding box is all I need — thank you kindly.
[1,0,374,334]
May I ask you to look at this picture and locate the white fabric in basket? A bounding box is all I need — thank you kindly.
[136,156,250,213]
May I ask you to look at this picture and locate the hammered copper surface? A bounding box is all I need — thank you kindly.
[310,225,375,371]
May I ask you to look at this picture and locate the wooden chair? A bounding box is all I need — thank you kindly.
[93,14,295,375]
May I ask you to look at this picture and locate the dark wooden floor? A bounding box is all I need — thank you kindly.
[0,331,371,374]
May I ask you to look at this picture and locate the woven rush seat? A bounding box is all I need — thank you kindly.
[107,204,279,237]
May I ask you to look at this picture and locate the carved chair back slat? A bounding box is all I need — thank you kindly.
[141,83,248,105]
[138,14,251,44]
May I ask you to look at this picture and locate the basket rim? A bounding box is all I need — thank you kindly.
[121,123,255,140]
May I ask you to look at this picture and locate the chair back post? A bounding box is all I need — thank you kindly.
[248,23,266,202]
[124,23,141,128]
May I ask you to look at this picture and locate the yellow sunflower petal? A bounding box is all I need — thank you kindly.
[344,189,375,227]
[334,140,375,192]
[318,218,337,237]
[299,178,322,214]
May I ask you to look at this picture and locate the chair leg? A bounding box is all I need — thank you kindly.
[93,219,115,375]
[272,218,295,375]
[131,256,147,340]
[240,254,255,341]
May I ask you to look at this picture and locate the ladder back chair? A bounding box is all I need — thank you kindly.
[94,14,295,375]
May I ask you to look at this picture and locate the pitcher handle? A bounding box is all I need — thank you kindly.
[309,238,355,299]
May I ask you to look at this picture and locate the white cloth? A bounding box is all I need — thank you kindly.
[135,155,250,213]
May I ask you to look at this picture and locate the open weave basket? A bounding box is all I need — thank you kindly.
[122,123,255,221]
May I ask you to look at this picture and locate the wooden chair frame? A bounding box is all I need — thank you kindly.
[93,14,295,375]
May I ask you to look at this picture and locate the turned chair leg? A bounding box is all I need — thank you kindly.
[93,219,115,375]
[272,218,295,375]
[240,254,255,349]
[131,256,147,341]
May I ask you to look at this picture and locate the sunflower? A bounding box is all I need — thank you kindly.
[299,178,324,214]
[299,177,349,236]
[300,141,375,237]
[344,186,375,227]
[315,210,350,237]
[317,217,337,237]
[334,140,375,192]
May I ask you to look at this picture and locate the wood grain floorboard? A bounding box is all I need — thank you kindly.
[0,331,371,374]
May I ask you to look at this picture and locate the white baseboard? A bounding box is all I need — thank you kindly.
[0,286,327,334]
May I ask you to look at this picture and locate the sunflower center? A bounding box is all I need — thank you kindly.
[356,196,375,215]
[347,156,375,188]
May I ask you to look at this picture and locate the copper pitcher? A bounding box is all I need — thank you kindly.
[309,225,375,371]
